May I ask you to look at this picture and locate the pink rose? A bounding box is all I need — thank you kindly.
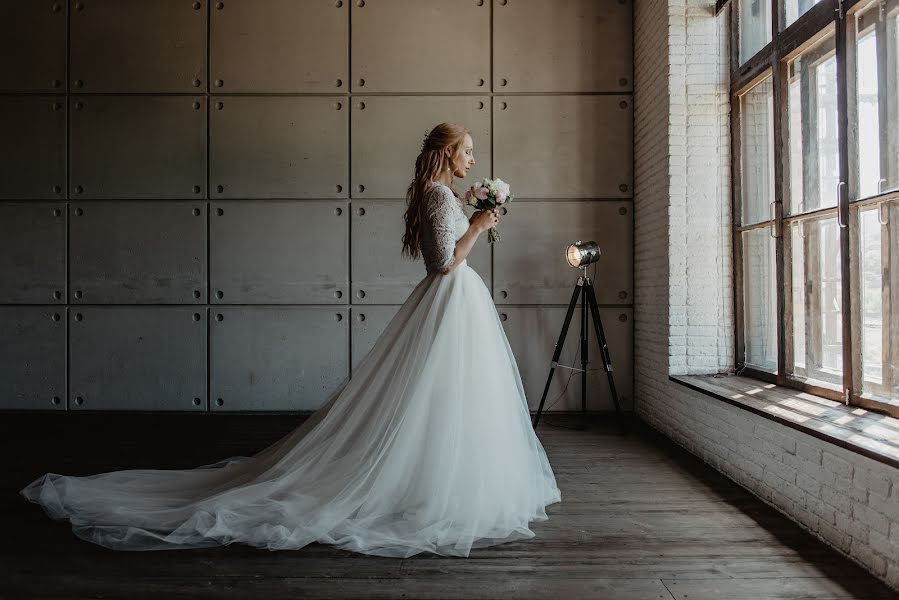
[465,189,473,201]
[495,190,507,204]
[475,186,489,200]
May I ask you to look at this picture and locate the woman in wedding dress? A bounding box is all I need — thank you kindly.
[20,122,562,558]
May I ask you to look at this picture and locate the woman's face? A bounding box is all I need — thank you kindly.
[446,133,475,180]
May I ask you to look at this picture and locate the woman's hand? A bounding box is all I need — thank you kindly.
[470,208,500,233]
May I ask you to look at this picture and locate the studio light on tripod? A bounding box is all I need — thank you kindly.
[565,240,600,268]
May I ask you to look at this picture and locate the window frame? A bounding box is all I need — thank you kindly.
[730,0,899,417]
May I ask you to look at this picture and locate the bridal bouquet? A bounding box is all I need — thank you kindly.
[464,178,513,243]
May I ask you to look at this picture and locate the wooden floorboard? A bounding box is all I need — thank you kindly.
[0,413,894,600]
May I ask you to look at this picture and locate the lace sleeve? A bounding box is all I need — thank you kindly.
[422,185,459,274]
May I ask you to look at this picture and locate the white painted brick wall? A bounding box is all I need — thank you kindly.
[634,0,899,589]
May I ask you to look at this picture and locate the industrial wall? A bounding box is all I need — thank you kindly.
[0,0,634,413]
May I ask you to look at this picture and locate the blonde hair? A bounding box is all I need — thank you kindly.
[401,123,471,261]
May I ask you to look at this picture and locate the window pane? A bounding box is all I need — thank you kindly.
[786,30,840,215]
[741,77,775,225]
[743,228,778,372]
[739,0,773,63]
[857,202,898,404]
[849,1,899,200]
[783,0,823,29]
[789,215,843,388]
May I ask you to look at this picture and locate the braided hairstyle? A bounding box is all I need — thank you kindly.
[401,122,471,261]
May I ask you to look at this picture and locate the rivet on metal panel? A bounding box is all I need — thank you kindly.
[500,101,507,110]
[619,100,628,109]
[53,291,62,300]
[52,313,61,321]
[52,3,61,12]
[336,313,343,321]
[358,184,365,193]
[193,290,201,298]
[192,313,201,321]
[52,397,61,405]
[192,397,201,405]
[358,207,365,216]
[52,79,62,88]
[216,1,223,9]
[477,101,484,109]
[75,313,83,321]
[215,101,223,109]
[75,396,84,406]
[618,290,628,299]
[500,313,508,321]
[52,102,62,111]
[357,290,366,299]
[335,290,343,299]
[357,102,365,110]
[193,186,201,195]
[500,290,508,298]
[75,185,84,194]
[216,398,224,406]
[358,313,365,321]
[619,184,628,193]
[192,100,201,109]
[335,0,343,6]
[499,78,507,86]
[618,314,628,322]
[216,207,224,216]
[215,290,223,299]
[74,207,83,216]
[74,101,83,110]
[477,78,484,86]
[74,80,83,88]
[477,0,484,4]
[336,184,343,193]
[335,207,342,216]
[498,0,507,5]
[618,206,627,215]
[334,101,342,110]
[336,79,343,87]
[356,0,365,6]
[193,1,201,9]
[619,78,628,86]
[357,79,365,87]
[53,185,63,194]
[74,290,82,299]
[215,313,223,321]
[215,80,223,87]
[216,185,224,193]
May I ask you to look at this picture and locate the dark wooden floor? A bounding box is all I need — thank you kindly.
[1,412,895,600]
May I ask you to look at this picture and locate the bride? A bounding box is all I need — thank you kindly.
[20,122,562,558]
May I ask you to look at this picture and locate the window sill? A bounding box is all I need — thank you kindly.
[670,374,899,470]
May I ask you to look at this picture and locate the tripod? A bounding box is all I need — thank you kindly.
[531,268,623,430]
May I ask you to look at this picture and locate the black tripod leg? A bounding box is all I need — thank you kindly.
[584,283,625,432]
[581,291,588,415]
[532,279,582,428]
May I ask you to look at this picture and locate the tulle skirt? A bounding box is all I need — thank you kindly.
[20,259,562,557]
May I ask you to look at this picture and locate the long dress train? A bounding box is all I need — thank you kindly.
[19,181,562,558]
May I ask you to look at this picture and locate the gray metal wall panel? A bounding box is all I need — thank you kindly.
[69,307,207,411]
[211,0,347,93]
[0,307,65,410]
[351,0,490,93]
[0,97,66,200]
[494,95,634,199]
[0,1,66,92]
[210,201,349,304]
[501,306,634,411]
[494,0,633,93]
[70,0,206,93]
[210,307,349,411]
[210,96,347,199]
[0,203,66,304]
[351,305,401,372]
[350,96,490,199]
[494,201,633,305]
[70,96,207,199]
[69,202,207,304]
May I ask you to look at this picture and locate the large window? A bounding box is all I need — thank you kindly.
[732,0,899,416]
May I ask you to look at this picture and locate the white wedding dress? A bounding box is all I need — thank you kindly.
[20,181,562,558]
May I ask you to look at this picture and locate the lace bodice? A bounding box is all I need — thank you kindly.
[420,181,469,275]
